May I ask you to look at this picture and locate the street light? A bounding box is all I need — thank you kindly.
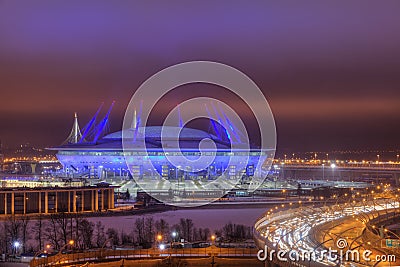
[157,234,163,242]
[13,241,20,256]
[13,241,20,249]
[57,239,75,255]
[32,244,52,264]
[330,163,336,181]
[171,231,178,241]
[170,231,178,258]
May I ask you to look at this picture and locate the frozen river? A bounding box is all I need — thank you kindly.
[86,207,267,232]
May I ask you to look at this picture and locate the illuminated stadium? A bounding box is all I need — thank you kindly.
[52,114,267,178]
[50,103,273,205]
[54,125,267,179]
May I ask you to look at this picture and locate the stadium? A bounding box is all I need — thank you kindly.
[49,105,271,193]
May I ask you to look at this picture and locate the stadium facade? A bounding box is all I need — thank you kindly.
[50,106,269,183]
[52,126,267,181]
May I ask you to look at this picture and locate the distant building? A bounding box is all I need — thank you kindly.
[0,177,83,188]
[0,183,116,215]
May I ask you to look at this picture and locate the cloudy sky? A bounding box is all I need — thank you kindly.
[0,1,400,154]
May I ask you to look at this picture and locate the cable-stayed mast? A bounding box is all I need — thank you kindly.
[79,103,104,143]
[62,112,83,144]
[93,101,115,143]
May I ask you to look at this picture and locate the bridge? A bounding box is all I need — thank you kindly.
[30,245,261,267]
[276,163,400,186]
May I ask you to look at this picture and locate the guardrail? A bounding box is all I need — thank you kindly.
[30,246,259,267]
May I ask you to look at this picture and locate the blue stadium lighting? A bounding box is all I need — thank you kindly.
[79,103,104,143]
[93,101,114,143]
[205,104,221,140]
[50,105,268,182]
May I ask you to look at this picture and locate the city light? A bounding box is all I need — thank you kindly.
[1,3,400,265]
[13,241,20,248]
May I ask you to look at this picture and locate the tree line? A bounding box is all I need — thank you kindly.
[0,214,253,254]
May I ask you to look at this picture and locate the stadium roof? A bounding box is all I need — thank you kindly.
[104,126,214,140]
[50,126,237,151]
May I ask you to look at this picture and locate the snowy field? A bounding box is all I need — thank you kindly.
[86,207,266,233]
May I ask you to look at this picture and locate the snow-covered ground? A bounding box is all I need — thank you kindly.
[87,207,266,232]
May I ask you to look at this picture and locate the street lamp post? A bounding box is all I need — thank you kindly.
[32,244,51,264]
[57,240,75,254]
[156,234,163,250]
[211,235,216,246]
[13,241,20,258]
[330,163,336,181]
[54,240,75,265]
[171,231,178,258]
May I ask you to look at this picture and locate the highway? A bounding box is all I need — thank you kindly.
[254,195,400,267]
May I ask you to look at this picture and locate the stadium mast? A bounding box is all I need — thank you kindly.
[62,112,83,144]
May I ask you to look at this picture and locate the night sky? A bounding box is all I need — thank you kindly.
[1,1,400,155]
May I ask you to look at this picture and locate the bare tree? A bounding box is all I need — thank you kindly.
[5,215,22,252]
[134,218,145,245]
[120,231,133,246]
[0,222,9,255]
[106,228,119,246]
[55,212,70,246]
[94,221,106,248]
[45,214,60,249]
[179,218,194,242]
[79,219,94,249]
[221,222,251,241]
[20,215,30,253]
[32,214,45,250]
[144,217,155,245]
[155,218,169,237]
[196,227,211,242]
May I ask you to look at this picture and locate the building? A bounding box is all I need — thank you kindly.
[0,176,83,188]
[49,109,269,182]
[0,183,116,215]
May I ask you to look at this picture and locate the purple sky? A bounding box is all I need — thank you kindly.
[0,1,400,153]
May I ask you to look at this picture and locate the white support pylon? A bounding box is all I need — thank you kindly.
[62,112,83,144]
